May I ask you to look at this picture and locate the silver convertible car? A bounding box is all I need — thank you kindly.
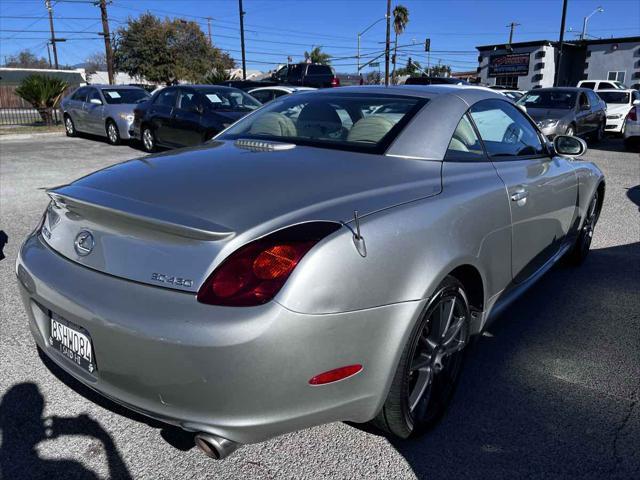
[61,85,150,145]
[17,86,604,459]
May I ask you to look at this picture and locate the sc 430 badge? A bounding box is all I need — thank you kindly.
[151,273,194,288]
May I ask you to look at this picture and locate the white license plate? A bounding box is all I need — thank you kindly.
[50,313,96,373]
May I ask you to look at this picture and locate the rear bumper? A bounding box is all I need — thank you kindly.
[623,121,640,140]
[16,233,421,444]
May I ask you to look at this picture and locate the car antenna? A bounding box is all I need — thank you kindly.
[342,210,367,258]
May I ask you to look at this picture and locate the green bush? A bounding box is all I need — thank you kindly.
[15,74,68,125]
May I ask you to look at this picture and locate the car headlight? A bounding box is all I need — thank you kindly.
[607,114,623,119]
[118,113,135,122]
[537,119,559,128]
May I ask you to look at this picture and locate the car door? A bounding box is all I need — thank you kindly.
[68,87,89,131]
[575,92,592,135]
[469,99,578,283]
[170,89,207,147]
[84,88,105,134]
[286,64,304,86]
[148,88,178,146]
[587,90,605,129]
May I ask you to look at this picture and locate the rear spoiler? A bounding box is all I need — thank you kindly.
[47,185,234,241]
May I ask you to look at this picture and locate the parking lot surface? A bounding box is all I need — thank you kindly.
[0,134,638,479]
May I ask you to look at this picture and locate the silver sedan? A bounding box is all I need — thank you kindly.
[17,86,604,459]
[61,85,150,144]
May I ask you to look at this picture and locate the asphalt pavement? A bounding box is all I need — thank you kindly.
[0,133,638,479]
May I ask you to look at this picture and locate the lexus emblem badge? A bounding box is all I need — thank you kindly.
[74,230,95,256]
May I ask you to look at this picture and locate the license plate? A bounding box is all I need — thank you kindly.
[50,313,96,374]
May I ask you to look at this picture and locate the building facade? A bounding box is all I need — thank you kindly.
[476,36,640,90]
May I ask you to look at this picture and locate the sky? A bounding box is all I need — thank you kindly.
[0,0,639,74]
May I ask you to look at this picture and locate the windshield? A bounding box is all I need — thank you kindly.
[218,93,426,153]
[101,89,149,104]
[598,91,630,104]
[517,91,577,109]
[201,88,261,111]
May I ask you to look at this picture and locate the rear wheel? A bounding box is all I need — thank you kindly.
[106,120,121,145]
[565,124,575,137]
[373,276,470,438]
[566,190,600,265]
[590,121,605,144]
[64,115,76,137]
[142,126,156,152]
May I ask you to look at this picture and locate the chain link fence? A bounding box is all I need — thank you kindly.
[0,108,62,126]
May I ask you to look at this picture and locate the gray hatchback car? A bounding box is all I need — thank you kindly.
[17,86,604,459]
[517,87,607,141]
[61,85,150,144]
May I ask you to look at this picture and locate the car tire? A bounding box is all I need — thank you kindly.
[142,126,156,152]
[372,275,471,438]
[106,120,121,145]
[64,115,76,137]
[591,121,605,144]
[565,125,575,136]
[566,190,600,266]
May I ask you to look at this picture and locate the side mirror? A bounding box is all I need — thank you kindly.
[89,98,102,105]
[633,99,640,106]
[553,135,587,158]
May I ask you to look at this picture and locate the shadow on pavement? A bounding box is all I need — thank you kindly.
[0,231,7,261]
[360,242,640,479]
[0,383,132,480]
[627,185,640,210]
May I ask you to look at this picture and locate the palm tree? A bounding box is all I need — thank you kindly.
[391,5,410,83]
[15,74,68,125]
[304,46,331,65]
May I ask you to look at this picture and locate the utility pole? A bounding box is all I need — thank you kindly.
[507,21,520,45]
[206,17,213,45]
[98,0,114,84]
[45,0,59,69]
[384,0,391,86]
[554,0,568,87]
[238,0,246,80]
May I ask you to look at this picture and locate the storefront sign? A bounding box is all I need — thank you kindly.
[488,53,530,77]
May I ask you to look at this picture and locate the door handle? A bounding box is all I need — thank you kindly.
[510,189,529,206]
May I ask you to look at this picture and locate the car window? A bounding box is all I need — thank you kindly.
[307,65,332,75]
[587,91,601,106]
[177,90,203,111]
[201,89,262,111]
[470,99,545,158]
[578,92,590,109]
[598,91,630,104]
[101,89,149,105]
[155,88,178,107]
[219,93,427,154]
[72,87,89,102]
[250,90,275,104]
[580,82,595,90]
[518,90,576,109]
[273,90,289,98]
[287,64,304,81]
[598,82,616,90]
[445,114,485,161]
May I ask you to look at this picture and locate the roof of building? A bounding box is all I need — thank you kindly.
[0,68,85,86]
[476,35,640,52]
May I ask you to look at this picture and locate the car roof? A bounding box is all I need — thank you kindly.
[90,85,145,90]
[525,87,586,92]
[597,88,635,93]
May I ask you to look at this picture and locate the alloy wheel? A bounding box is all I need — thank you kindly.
[407,289,469,425]
[143,128,154,151]
[565,126,574,136]
[580,192,599,253]
[107,123,119,144]
[65,117,74,135]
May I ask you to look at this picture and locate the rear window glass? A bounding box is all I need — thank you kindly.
[598,91,630,104]
[102,89,149,104]
[307,65,332,75]
[219,93,426,154]
[580,82,595,90]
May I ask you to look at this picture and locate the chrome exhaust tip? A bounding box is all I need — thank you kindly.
[194,433,240,460]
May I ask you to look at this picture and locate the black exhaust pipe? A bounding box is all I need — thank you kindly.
[194,433,240,460]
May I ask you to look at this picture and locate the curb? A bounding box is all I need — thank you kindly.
[0,131,65,141]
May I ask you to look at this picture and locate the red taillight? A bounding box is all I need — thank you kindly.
[309,364,363,385]
[197,222,341,306]
[628,107,638,122]
[330,76,340,87]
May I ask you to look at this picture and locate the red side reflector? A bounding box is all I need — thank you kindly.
[309,364,363,385]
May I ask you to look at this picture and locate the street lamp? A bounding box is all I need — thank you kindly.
[357,17,387,72]
[581,6,604,40]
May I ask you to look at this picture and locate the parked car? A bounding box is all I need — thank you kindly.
[597,89,640,135]
[270,63,340,88]
[577,79,626,91]
[18,86,604,460]
[130,85,261,151]
[404,76,470,86]
[217,79,280,92]
[247,85,316,103]
[623,103,640,150]
[517,87,606,141]
[61,85,150,145]
[489,87,525,101]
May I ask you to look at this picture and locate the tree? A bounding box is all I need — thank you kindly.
[391,5,409,82]
[430,63,452,77]
[303,46,331,65]
[366,70,382,85]
[6,50,50,69]
[113,13,234,85]
[15,74,68,125]
[202,68,230,84]
[84,53,107,75]
[396,57,423,77]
